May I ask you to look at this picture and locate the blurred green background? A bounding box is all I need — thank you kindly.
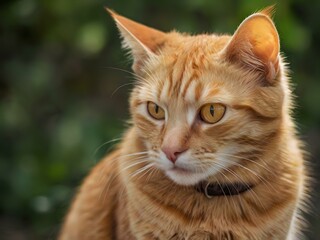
[1,0,319,239]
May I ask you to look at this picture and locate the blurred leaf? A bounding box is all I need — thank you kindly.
[77,22,108,55]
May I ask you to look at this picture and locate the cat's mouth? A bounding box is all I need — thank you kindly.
[167,166,194,175]
[164,165,205,186]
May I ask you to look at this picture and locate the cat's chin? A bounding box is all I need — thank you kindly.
[165,168,207,186]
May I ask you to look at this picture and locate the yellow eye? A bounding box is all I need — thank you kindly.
[200,103,226,124]
[147,102,165,120]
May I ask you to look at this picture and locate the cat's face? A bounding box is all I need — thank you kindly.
[109,8,284,186]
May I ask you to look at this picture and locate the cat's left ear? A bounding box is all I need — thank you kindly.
[106,8,167,74]
[223,7,280,85]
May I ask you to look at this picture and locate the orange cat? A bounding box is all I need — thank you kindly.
[59,7,308,240]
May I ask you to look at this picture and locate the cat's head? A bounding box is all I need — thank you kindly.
[108,7,286,186]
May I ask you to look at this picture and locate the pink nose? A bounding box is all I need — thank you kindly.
[161,145,187,163]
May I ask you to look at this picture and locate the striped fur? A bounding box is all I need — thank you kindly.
[59,7,308,240]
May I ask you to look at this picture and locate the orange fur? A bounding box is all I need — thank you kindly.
[59,7,308,240]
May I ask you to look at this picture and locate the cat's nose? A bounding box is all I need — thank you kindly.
[161,145,187,163]
[161,127,189,163]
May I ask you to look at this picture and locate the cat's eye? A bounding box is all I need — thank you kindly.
[200,103,226,124]
[147,102,165,120]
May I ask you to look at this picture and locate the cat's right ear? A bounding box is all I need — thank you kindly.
[106,8,167,74]
[223,7,280,85]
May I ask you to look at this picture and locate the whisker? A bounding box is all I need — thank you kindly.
[206,165,239,209]
[96,151,149,184]
[102,66,146,82]
[130,163,155,179]
[210,161,266,212]
[192,155,269,211]
[198,152,278,194]
[111,82,135,97]
[212,158,279,195]
[98,155,149,198]
[92,137,122,160]
[97,151,150,201]
[217,152,275,176]
[121,159,151,172]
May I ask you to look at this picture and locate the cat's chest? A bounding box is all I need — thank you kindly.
[127,196,236,239]
[134,228,236,240]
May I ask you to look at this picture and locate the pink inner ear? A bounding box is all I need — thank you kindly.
[225,13,280,83]
[248,18,279,64]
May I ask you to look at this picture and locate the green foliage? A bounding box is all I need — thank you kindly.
[1,0,319,239]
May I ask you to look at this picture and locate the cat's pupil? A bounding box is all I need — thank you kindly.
[155,105,159,114]
[210,105,214,116]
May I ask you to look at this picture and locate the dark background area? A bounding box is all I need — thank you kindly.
[1,0,319,239]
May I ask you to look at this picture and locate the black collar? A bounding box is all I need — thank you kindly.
[196,181,254,198]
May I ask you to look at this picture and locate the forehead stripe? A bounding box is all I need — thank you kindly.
[181,72,198,98]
